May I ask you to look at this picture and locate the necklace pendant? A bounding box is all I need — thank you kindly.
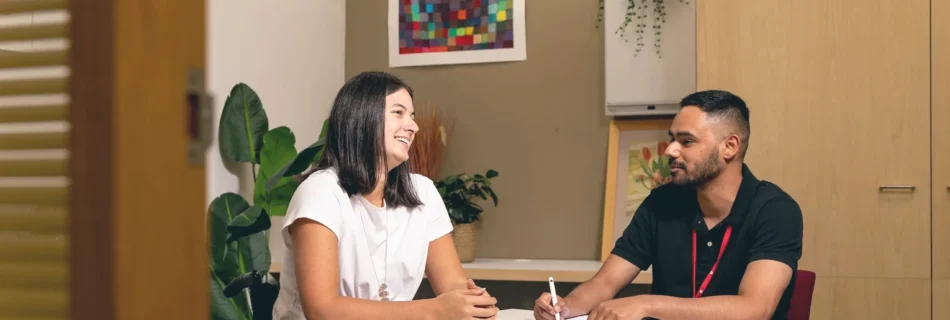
[378,284,390,301]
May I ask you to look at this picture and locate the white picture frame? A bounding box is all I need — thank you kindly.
[388,0,527,67]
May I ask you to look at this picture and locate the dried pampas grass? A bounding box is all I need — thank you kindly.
[409,103,452,180]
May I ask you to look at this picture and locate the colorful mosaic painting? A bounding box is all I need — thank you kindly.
[398,0,515,55]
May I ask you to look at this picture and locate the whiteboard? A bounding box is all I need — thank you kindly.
[603,0,696,116]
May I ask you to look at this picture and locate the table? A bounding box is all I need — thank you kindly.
[497,308,588,320]
[270,258,653,284]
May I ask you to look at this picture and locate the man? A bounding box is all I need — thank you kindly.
[534,90,803,320]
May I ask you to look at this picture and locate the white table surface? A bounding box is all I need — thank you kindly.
[498,309,588,320]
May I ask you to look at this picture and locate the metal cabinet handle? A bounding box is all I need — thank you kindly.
[879,185,916,191]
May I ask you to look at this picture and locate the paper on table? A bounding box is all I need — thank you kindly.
[496,309,588,320]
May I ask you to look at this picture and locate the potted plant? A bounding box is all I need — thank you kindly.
[434,170,499,262]
[596,0,692,58]
[209,83,329,320]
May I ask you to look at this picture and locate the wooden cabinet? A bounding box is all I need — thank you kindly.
[697,0,944,318]
[934,1,950,320]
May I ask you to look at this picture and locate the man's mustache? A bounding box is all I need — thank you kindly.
[669,158,686,169]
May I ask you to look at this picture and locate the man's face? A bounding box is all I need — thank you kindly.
[664,106,725,187]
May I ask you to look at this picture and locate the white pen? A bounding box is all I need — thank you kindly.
[548,277,561,320]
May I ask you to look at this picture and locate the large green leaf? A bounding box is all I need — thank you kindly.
[258,180,299,218]
[219,83,268,164]
[209,193,249,278]
[242,231,271,274]
[208,193,270,318]
[255,127,300,217]
[265,119,331,190]
[226,206,271,243]
[210,267,250,320]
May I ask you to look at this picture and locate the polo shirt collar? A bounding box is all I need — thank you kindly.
[722,164,760,227]
[692,164,760,231]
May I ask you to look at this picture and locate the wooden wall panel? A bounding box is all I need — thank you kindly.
[935,280,950,320]
[933,0,950,283]
[809,279,931,320]
[697,0,931,318]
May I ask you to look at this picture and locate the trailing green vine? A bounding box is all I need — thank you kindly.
[596,0,690,58]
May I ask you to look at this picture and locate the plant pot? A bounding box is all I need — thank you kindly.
[452,222,477,263]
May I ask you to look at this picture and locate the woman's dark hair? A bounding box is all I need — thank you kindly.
[314,71,423,209]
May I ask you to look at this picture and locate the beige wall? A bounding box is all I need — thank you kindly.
[206,0,346,263]
[346,1,610,260]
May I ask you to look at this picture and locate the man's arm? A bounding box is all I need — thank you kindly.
[561,254,642,318]
[633,259,793,320]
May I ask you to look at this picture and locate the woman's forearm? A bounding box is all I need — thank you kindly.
[304,296,441,320]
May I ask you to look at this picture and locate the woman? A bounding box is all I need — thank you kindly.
[272,71,498,319]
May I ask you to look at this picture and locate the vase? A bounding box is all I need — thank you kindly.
[452,222,477,263]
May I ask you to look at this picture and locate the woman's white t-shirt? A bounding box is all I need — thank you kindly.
[272,168,454,319]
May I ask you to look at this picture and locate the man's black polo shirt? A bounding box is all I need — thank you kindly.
[611,164,803,319]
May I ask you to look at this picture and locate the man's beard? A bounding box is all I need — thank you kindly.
[670,148,723,188]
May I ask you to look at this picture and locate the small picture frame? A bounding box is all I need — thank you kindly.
[601,118,674,261]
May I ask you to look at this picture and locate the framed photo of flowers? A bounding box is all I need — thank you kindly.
[600,118,674,261]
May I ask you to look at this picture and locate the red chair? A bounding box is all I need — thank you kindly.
[786,270,816,320]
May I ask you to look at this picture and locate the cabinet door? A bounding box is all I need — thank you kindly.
[697,1,931,319]
[934,0,950,319]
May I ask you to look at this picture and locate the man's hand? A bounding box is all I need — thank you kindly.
[533,292,569,320]
[587,296,650,320]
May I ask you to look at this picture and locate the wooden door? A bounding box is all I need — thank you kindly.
[0,0,208,318]
[697,1,931,319]
[70,0,209,319]
[933,0,950,318]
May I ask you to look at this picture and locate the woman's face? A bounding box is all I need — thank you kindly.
[383,88,418,170]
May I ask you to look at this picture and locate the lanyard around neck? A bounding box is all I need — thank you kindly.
[692,225,732,298]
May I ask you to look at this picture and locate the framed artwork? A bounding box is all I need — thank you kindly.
[388,0,527,67]
[600,118,674,261]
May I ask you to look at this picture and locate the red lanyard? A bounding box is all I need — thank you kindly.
[692,225,732,298]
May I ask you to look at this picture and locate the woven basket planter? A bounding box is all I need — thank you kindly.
[452,222,478,263]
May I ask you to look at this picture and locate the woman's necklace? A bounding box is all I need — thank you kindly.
[359,197,389,301]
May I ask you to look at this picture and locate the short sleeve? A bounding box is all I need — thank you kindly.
[281,172,345,247]
[415,175,453,242]
[610,195,656,271]
[748,198,803,269]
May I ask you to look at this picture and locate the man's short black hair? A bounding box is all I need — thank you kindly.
[680,90,751,158]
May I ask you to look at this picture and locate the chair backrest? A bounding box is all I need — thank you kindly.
[787,270,817,320]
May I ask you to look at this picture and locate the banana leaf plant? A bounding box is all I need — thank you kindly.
[209,83,329,320]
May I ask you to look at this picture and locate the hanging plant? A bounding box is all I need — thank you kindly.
[596,0,690,58]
